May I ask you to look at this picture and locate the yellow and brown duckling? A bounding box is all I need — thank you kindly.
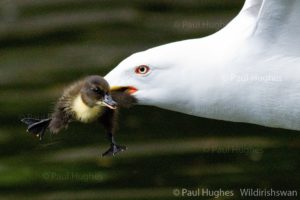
[21,75,136,156]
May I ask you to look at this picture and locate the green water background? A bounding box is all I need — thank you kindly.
[0,0,299,199]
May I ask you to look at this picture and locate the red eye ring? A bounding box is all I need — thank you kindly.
[135,65,150,75]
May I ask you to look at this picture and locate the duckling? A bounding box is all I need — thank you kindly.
[21,75,136,156]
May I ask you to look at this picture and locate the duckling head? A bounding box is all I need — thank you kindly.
[80,75,117,109]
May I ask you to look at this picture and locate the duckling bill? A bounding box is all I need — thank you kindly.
[21,75,137,156]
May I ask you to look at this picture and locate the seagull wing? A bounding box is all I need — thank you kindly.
[241,0,263,16]
[252,0,300,55]
[218,0,263,39]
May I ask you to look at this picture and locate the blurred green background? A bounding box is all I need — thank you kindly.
[0,0,299,199]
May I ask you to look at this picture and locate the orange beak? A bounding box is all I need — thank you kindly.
[110,86,138,94]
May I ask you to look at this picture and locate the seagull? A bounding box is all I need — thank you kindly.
[105,0,300,131]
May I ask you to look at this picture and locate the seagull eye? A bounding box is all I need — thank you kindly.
[135,65,150,75]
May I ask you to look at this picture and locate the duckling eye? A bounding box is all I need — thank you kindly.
[91,87,104,95]
[135,65,150,75]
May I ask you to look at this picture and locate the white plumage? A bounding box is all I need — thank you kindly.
[105,0,300,131]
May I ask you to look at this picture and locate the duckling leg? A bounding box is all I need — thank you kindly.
[99,108,127,157]
[102,132,127,157]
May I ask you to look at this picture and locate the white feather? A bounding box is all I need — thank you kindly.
[105,0,300,131]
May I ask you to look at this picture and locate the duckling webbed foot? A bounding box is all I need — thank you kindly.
[21,118,51,140]
[102,143,127,157]
[102,132,126,157]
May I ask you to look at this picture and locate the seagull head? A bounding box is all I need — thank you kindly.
[105,47,185,108]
